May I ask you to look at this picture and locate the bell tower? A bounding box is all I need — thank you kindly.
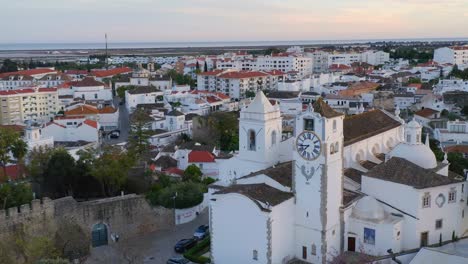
[238,91,282,166]
[293,99,344,264]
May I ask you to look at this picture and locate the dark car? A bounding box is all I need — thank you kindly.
[174,238,197,253]
[166,257,192,264]
[193,225,209,240]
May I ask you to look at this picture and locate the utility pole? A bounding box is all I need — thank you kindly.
[105,33,108,69]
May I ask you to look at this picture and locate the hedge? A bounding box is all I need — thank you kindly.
[184,237,211,263]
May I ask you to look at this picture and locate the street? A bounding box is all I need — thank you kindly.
[85,209,209,264]
[103,97,130,145]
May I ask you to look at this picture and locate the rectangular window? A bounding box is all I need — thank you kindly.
[302,246,307,259]
[422,193,431,208]
[252,250,258,260]
[448,189,457,203]
[364,228,375,245]
[304,118,314,131]
[435,219,443,229]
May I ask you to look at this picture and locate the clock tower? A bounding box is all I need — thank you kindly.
[293,99,344,264]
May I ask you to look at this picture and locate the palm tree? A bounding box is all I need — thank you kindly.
[11,139,28,180]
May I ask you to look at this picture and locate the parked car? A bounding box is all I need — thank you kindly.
[193,225,209,240]
[167,257,192,264]
[174,238,197,253]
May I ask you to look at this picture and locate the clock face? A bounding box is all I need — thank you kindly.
[296,131,321,160]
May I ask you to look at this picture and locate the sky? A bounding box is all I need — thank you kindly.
[1,0,468,43]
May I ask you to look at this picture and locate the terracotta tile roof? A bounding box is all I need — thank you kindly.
[91,67,132,78]
[266,70,286,76]
[414,108,439,118]
[444,145,468,154]
[218,71,269,79]
[127,86,161,94]
[0,164,25,182]
[408,83,422,89]
[365,157,463,189]
[164,167,184,176]
[198,69,224,76]
[0,88,55,96]
[45,121,66,128]
[206,96,221,103]
[65,105,98,115]
[215,92,230,100]
[1,74,34,81]
[344,168,365,184]
[329,64,352,70]
[65,70,88,75]
[0,124,25,132]
[313,97,343,118]
[188,150,216,163]
[343,189,363,207]
[70,77,105,87]
[214,183,293,208]
[83,119,98,128]
[241,161,292,188]
[0,68,56,78]
[344,110,401,146]
[153,155,177,169]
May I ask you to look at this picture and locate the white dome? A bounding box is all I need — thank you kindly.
[352,196,385,221]
[389,143,437,169]
[407,119,422,129]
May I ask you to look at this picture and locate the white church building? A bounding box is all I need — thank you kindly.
[209,91,468,264]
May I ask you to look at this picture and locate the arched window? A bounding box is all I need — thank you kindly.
[271,130,277,146]
[334,142,339,153]
[248,129,256,151]
[330,144,335,154]
[253,250,258,260]
[311,244,317,256]
[333,120,337,131]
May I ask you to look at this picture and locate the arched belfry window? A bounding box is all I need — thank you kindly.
[271,130,277,146]
[248,129,256,151]
[333,120,337,131]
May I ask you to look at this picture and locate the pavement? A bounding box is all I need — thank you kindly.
[85,209,209,264]
[103,97,130,145]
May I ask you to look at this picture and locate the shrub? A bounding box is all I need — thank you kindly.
[184,237,211,263]
[157,182,206,209]
[202,177,216,186]
[183,165,202,182]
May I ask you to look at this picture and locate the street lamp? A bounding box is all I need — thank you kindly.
[173,192,178,226]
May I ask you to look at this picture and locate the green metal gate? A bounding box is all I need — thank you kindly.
[91,223,108,247]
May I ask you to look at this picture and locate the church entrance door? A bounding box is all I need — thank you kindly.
[347,237,356,252]
[420,232,428,247]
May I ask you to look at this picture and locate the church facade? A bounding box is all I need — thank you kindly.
[209,91,467,264]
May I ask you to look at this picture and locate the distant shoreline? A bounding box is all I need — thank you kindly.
[1,38,467,61]
[1,38,468,51]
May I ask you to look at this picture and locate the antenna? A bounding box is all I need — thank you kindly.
[105,33,108,69]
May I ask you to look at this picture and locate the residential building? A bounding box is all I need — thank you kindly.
[0,87,59,125]
[125,86,164,112]
[435,120,468,143]
[42,116,100,143]
[64,104,119,131]
[434,46,468,66]
[58,77,113,102]
[414,108,441,127]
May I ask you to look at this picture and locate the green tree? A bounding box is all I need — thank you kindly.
[0,127,24,180]
[183,164,202,182]
[0,182,33,210]
[90,146,134,196]
[245,90,256,98]
[203,61,208,72]
[128,108,153,158]
[116,85,136,102]
[0,59,19,73]
[43,149,77,198]
[157,182,206,209]
[11,138,28,179]
[27,146,54,185]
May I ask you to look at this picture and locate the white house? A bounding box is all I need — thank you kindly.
[125,86,164,112]
[434,120,468,144]
[434,46,468,66]
[42,116,100,143]
[64,104,119,131]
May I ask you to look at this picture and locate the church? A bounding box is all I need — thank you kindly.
[208,91,468,264]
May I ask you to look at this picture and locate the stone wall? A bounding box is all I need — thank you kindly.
[0,194,174,244]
